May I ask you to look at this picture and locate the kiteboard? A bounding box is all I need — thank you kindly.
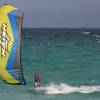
[30,82,41,92]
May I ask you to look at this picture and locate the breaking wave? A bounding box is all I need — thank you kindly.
[31,83,100,94]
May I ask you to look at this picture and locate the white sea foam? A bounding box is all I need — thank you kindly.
[81,32,90,35]
[32,83,100,94]
[92,35,100,37]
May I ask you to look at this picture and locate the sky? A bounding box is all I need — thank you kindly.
[0,0,100,28]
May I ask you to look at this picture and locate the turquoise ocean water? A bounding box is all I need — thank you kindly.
[0,28,100,100]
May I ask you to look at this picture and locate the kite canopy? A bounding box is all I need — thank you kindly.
[0,4,26,85]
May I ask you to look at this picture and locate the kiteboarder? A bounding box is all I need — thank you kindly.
[34,74,40,88]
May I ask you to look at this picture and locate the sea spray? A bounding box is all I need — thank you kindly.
[32,83,100,94]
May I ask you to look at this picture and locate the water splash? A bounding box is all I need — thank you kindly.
[31,83,100,94]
